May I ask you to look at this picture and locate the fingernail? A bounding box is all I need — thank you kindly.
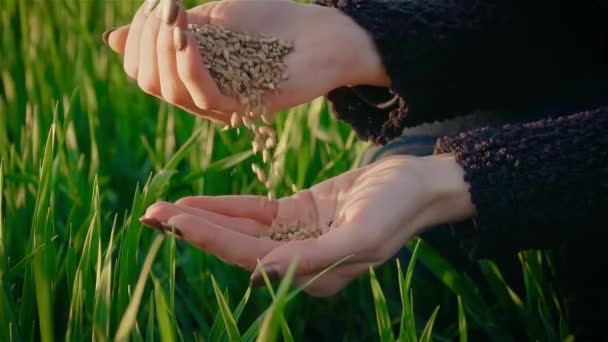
[139,216,164,231]
[144,0,160,16]
[250,265,281,287]
[161,0,179,25]
[102,28,115,46]
[159,221,184,238]
[173,27,186,51]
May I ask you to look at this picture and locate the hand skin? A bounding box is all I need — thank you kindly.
[140,154,476,297]
[103,0,390,124]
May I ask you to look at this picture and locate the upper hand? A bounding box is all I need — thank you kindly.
[140,154,475,297]
[103,0,389,124]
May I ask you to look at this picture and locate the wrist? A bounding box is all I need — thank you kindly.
[416,153,477,229]
[322,6,390,88]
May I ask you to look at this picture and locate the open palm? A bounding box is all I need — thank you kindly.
[141,156,434,297]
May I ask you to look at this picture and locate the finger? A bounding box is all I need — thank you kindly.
[150,1,230,124]
[144,201,270,236]
[156,1,193,107]
[175,195,279,225]
[123,1,155,79]
[177,190,331,229]
[136,0,163,97]
[167,213,282,271]
[103,25,130,55]
[174,26,240,112]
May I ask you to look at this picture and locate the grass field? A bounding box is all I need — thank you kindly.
[0,1,574,341]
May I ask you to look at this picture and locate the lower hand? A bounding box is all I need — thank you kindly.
[103,0,389,124]
[140,154,475,297]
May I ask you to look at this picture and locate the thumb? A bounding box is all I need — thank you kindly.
[250,230,360,286]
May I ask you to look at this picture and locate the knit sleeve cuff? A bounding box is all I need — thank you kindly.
[325,85,408,144]
[433,108,608,260]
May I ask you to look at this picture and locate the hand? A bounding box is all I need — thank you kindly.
[139,154,475,297]
[103,0,389,124]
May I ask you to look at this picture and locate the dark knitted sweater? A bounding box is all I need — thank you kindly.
[315,0,608,338]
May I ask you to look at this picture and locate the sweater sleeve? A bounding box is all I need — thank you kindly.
[433,106,608,260]
[315,0,608,144]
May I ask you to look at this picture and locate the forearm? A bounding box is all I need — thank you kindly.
[413,154,477,232]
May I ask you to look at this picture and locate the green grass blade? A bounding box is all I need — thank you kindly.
[187,150,254,178]
[419,306,440,342]
[404,239,421,291]
[93,219,117,340]
[397,240,421,342]
[0,161,21,342]
[210,275,240,341]
[164,127,203,171]
[414,238,509,340]
[66,270,84,339]
[115,235,165,342]
[243,253,354,342]
[146,294,155,342]
[457,296,467,342]
[255,260,278,299]
[369,267,395,342]
[242,253,358,341]
[241,316,264,342]
[279,318,295,342]
[165,229,177,336]
[415,238,486,317]
[396,260,416,342]
[538,301,558,342]
[558,315,570,340]
[478,260,524,312]
[114,184,146,325]
[0,161,4,274]
[257,259,298,342]
[144,170,177,206]
[31,123,55,342]
[18,267,35,342]
[0,281,16,341]
[285,254,354,302]
[396,260,407,342]
[233,286,251,323]
[208,309,226,342]
[209,285,251,342]
[153,277,176,342]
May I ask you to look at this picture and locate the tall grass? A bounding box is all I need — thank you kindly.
[1,0,574,341]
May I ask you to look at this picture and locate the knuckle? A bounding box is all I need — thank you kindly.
[192,94,212,110]
[144,201,171,216]
[192,228,217,250]
[194,232,214,251]
[137,77,160,96]
[175,197,195,207]
[160,87,183,105]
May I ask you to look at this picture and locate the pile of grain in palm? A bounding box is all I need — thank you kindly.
[256,221,324,241]
[187,23,294,201]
